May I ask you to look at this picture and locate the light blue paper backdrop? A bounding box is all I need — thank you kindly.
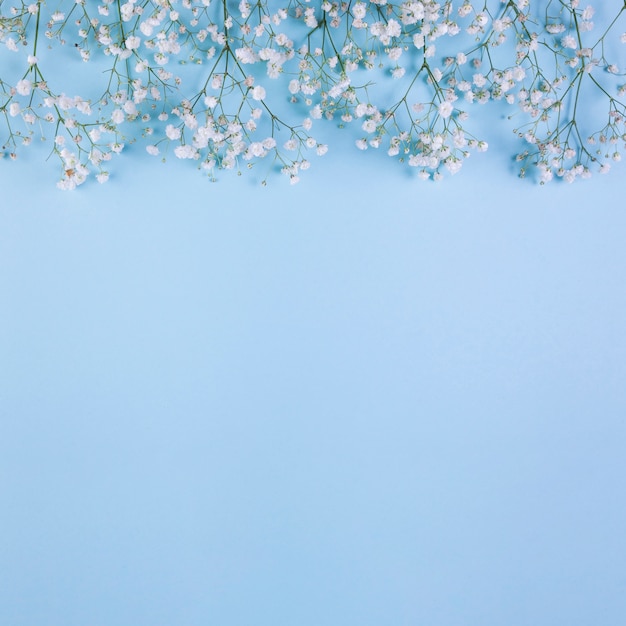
[2,50,626,625]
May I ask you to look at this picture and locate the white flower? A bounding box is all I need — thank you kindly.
[120,2,134,21]
[16,79,32,96]
[546,24,566,34]
[445,157,463,174]
[582,6,594,20]
[310,105,322,119]
[165,124,181,140]
[453,131,467,148]
[473,73,487,87]
[388,47,402,61]
[146,145,160,156]
[362,119,377,133]
[458,3,472,17]
[251,85,266,100]
[355,103,368,118]
[125,36,141,50]
[247,142,266,158]
[236,47,258,63]
[57,95,74,110]
[174,145,198,159]
[352,2,366,19]
[111,109,125,124]
[438,101,453,118]
[304,8,317,28]
[561,35,577,49]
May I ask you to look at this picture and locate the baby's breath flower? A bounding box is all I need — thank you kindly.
[438,101,453,118]
[0,0,624,187]
[15,79,32,96]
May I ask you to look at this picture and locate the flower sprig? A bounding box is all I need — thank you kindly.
[1,0,625,188]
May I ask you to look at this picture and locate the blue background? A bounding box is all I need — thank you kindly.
[1,127,626,625]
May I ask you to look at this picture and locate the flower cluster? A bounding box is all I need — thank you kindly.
[1,0,625,188]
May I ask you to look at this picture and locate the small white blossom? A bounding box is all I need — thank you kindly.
[251,86,266,100]
[438,101,453,118]
[16,79,32,96]
[125,36,141,50]
[166,124,182,140]
[561,35,577,49]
